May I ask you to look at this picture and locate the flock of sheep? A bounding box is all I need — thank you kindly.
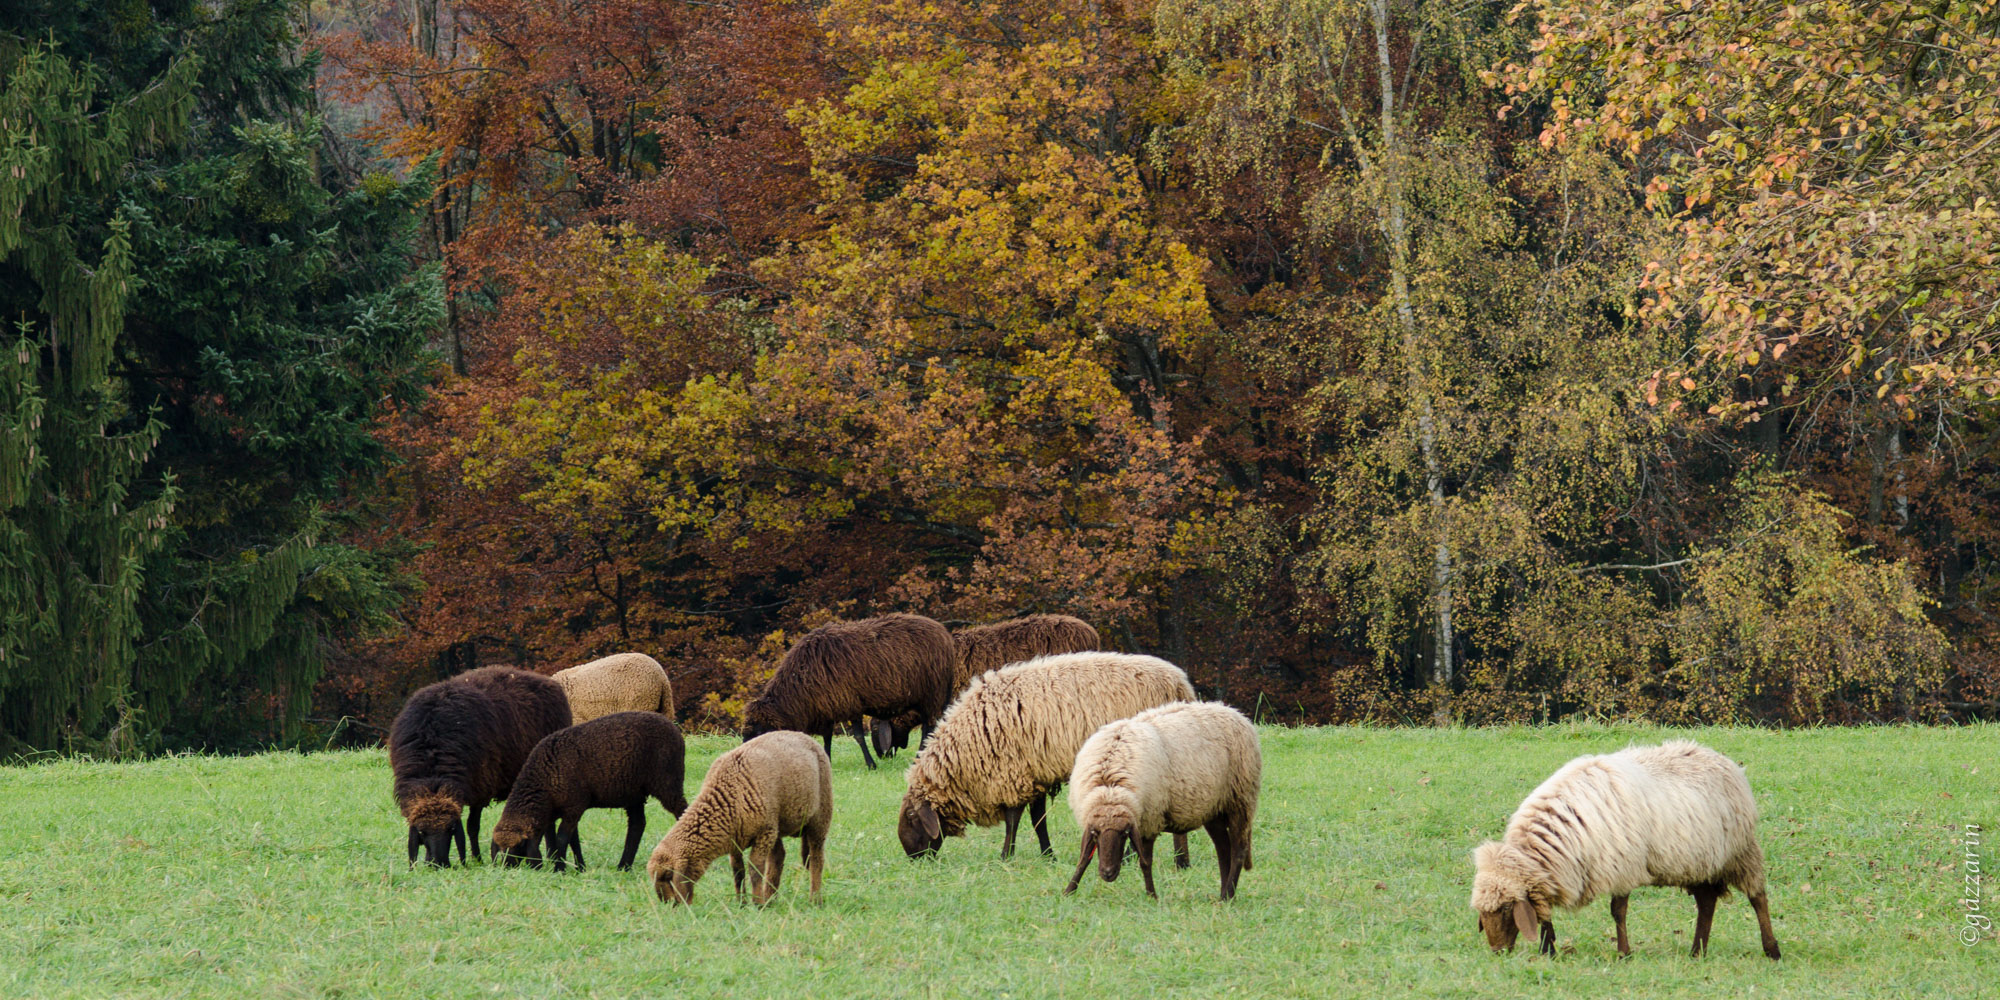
[388,613,1784,958]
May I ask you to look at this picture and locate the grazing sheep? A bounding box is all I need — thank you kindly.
[1064,701,1261,901]
[647,730,832,905]
[873,614,1101,757]
[740,613,954,770]
[1469,740,1781,959]
[897,651,1197,862]
[552,653,675,725]
[489,712,689,872]
[389,666,572,868]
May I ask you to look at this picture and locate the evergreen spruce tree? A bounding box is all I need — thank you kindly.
[0,43,193,753]
[1,3,438,752]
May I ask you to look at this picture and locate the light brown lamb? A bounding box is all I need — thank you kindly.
[896,651,1196,861]
[647,730,832,906]
[552,652,675,725]
[1469,740,1781,959]
[1065,701,1262,901]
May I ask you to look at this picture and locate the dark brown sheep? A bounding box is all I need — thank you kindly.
[872,615,1101,758]
[489,711,689,871]
[389,666,572,868]
[740,613,955,770]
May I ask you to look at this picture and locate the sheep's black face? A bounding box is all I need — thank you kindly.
[896,799,946,858]
[1479,908,1520,952]
[1095,829,1128,883]
[408,823,459,869]
[739,721,773,742]
[493,831,542,869]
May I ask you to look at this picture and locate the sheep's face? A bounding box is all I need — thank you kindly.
[655,866,697,905]
[897,798,945,858]
[738,720,774,742]
[1477,899,1540,953]
[1470,841,1542,952]
[490,822,542,869]
[403,795,464,868]
[1094,828,1129,883]
[1478,906,1520,952]
[869,719,910,759]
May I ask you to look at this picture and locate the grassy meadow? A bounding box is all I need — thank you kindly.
[0,724,1992,998]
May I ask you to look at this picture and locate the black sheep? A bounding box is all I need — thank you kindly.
[489,711,690,871]
[389,666,572,868]
[739,613,955,770]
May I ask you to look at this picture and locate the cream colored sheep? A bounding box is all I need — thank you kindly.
[897,651,1196,861]
[553,652,674,725]
[1064,701,1261,900]
[1469,740,1781,959]
[647,730,831,905]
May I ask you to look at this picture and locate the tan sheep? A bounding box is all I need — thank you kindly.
[553,652,675,725]
[897,651,1196,861]
[1064,701,1261,900]
[1470,740,1781,959]
[647,730,832,906]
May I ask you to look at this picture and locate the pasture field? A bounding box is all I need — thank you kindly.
[0,724,1991,998]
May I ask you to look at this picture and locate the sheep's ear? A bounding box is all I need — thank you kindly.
[917,801,942,840]
[1512,899,1539,940]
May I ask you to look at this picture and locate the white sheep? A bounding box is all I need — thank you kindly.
[1064,701,1262,900]
[647,730,831,905]
[553,652,675,725]
[897,651,1197,861]
[1469,740,1781,959]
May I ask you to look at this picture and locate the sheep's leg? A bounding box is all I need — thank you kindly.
[850,721,877,770]
[1690,883,1722,957]
[1610,894,1631,957]
[1135,835,1158,899]
[466,803,483,863]
[1028,793,1053,858]
[1539,919,1556,956]
[1749,892,1781,959]
[1173,832,1191,870]
[749,836,786,904]
[749,835,781,904]
[548,823,569,873]
[1226,811,1254,899]
[821,730,833,758]
[617,805,646,871]
[1205,817,1235,901]
[730,847,747,902]
[1000,804,1023,860]
[1064,832,1098,895]
[802,826,826,904]
[550,815,584,871]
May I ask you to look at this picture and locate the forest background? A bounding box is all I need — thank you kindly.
[3,0,1996,755]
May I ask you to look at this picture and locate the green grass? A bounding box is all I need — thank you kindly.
[1,724,1992,998]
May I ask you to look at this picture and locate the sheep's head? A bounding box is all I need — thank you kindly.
[869,718,911,759]
[490,819,543,869]
[648,844,705,905]
[402,794,465,869]
[896,794,946,858]
[1470,841,1544,952]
